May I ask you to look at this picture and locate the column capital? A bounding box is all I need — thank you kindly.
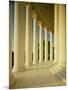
[44,27,48,30]
[50,30,52,33]
[38,21,42,26]
[32,10,37,18]
[26,2,31,5]
[15,2,26,7]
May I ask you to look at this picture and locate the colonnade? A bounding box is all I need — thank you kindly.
[13,2,54,70]
[9,2,66,86]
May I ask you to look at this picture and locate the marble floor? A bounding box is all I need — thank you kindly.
[11,61,66,89]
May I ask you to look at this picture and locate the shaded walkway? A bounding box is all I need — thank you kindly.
[11,62,65,89]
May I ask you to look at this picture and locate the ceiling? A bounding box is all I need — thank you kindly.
[31,2,54,32]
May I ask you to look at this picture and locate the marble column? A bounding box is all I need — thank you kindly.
[50,31,53,61]
[13,2,26,72]
[25,3,32,67]
[9,2,15,87]
[58,4,66,67]
[54,4,59,63]
[44,27,48,62]
[33,12,38,64]
[39,21,43,63]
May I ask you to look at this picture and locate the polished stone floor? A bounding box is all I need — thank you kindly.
[11,61,65,89]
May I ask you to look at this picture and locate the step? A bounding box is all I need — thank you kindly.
[49,65,66,83]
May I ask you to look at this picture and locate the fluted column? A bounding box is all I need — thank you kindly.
[50,31,53,61]
[33,12,38,64]
[25,3,32,67]
[13,2,26,72]
[44,27,48,62]
[58,4,66,67]
[54,4,59,63]
[9,2,15,87]
[39,21,43,63]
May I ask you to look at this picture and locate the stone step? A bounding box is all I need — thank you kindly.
[49,65,66,83]
[54,65,66,77]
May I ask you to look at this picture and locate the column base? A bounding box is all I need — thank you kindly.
[39,60,43,63]
[13,65,26,72]
[33,60,38,65]
[53,60,58,64]
[33,62,37,65]
[53,61,66,71]
[44,60,48,63]
[57,62,66,69]
[9,72,16,88]
[25,63,32,68]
